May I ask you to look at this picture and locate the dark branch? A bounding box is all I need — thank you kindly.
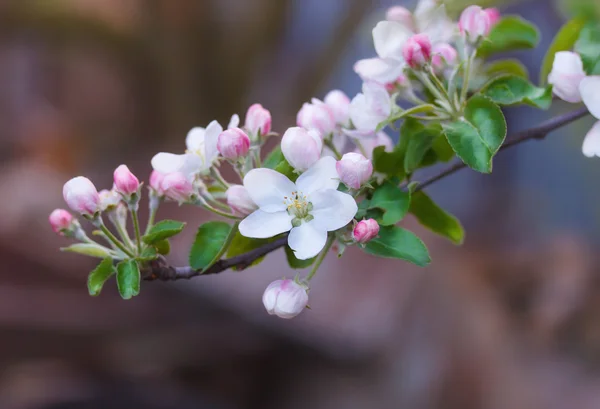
[146,107,590,281]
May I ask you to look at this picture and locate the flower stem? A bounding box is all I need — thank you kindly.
[195,197,241,220]
[131,209,143,255]
[253,149,262,168]
[323,139,343,160]
[210,167,230,189]
[305,234,335,282]
[97,220,136,258]
[461,50,475,105]
[145,196,159,235]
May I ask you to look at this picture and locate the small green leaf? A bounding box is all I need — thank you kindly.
[274,159,298,182]
[443,119,492,173]
[482,75,552,110]
[263,146,284,169]
[409,192,464,245]
[364,226,430,267]
[227,231,274,270]
[404,123,443,173]
[575,21,600,75]
[137,246,158,261]
[369,181,411,226]
[372,146,405,179]
[189,221,235,271]
[154,239,171,255]
[284,246,316,269]
[87,258,115,296]
[485,59,529,79]
[540,18,587,84]
[142,220,186,245]
[478,16,540,57]
[464,95,507,155]
[61,243,113,259]
[116,259,140,300]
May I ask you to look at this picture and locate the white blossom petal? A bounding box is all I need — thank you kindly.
[580,76,600,119]
[296,156,339,194]
[373,21,411,60]
[419,4,455,43]
[151,152,203,177]
[186,127,206,152]
[582,121,600,158]
[204,120,223,164]
[349,94,380,133]
[287,222,328,260]
[239,209,293,238]
[243,168,296,212]
[354,57,405,84]
[309,189,358,231]
[228,114,240,129]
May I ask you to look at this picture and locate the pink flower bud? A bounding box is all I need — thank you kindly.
[63,176,100,216]
[226,184,258,216]
[459,5,491,43]
[160,172,195,204]
[217,127,250,160]
[402,34,432,69]
[386,6,414,30]
[49,209,74,234]
[245,103,271,137]
[297,99,336,137]
[431,43,458,72]
[149,170,166,195]
[336,152,373,189]
[281,127,323,171]
[113,165,140,196]
[99,189,121,211]
[262,279,308,319]
[485,8,501,26]
[324,90,351,127]
[353,219,379,244]
[548,51,586,103]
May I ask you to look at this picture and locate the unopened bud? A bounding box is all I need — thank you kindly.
[431,43,458,72]
[459,5,492,44]
[245,103,272,138]
[402,34,432,69]
[336,152,373,189]
[49,209,75,235]
[548,51,586,103]
[63,176,100,216]
[226,185,258,216]
[149,170,166,196]
[99,189,121,212]
[160,172,196,204]
[113,165,140,196]
[353,219,380,244]
[297,99,336,137]
[324,90,351,127]
[262,279,309,319]
[281,127,323,171]
[485,8,501,26]
[217,128,251,160]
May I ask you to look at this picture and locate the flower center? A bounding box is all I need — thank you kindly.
[283,191,313,226]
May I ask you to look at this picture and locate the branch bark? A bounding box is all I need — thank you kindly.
[145,107,590,281]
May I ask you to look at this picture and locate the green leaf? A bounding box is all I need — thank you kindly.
[61,243,113,259]
[154,239,170,255]
[431,135,454,162]
[87,258,115,296]
[369,181,411,226]
[142,220,186,245]
[482,75,553,109]
[137,246,158,261]
[464,95,507,155]
[409,192,464,245]
[485,59,529,79]
[274,159,298,182]
[263,146,284,169]
[478,16,540,57]
[227,231,274,270]
[540,18,587,84]
[575,21,600,75]
[116,259,140,300]
[364,226,430,267]
[372,146,405,179]
[404,123,443,173]
[284,246,316,269]
[189,221,236,271]
[443,120,492,173]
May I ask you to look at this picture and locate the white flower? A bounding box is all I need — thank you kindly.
[578,76,600,157]
[548,51,586,103]
[348,82,393,134]
[582,121,600,158]
[239,157,358,260]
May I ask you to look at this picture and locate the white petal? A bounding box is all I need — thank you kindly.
[243,168,296,212]
[296,156,339,194]
[203,120,223,164]
[363,82,393,119]
[228,114,240,129]
[185,127,205,152]
[151,152,203,178]
[582,121,600,158]
[287,222,328,260]
[419,5,455,44]
[349,94,380,132]
[580,76,600,119]
[310,189,358,231]
[373,21,411,60]
[239,210,293,238]
[354,58,405,84]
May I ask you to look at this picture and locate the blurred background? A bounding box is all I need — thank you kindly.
[1,0,600,408]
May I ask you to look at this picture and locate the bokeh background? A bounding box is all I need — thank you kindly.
[1,0,600,408]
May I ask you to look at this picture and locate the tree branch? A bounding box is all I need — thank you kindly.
[145,107,590,281]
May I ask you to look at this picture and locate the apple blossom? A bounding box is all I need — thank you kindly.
[386,6,414,30]
[485,8,501,26]
[403,33,432,69]
[459,5,491,43]
[217,128,250,160]
[353,219,380,244]
[239,157,358,260]
[582,121,600,158]
[431,43,457,72]
[324,90,351,127]
[63,177,100,216]
[226,185,258,216]
[336,153,373,189]
[580,76,600,119]
[160,172,196,204]
[548,52,586,103]
[99,189,121,211]
[113,165,140,197]
[281,127,323,171]
[149,170,165,196]
[49,209,75,234]
[297,99,336,137]
[262,279,309,319]
[348,82,393,134]
[245,103,271,138]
